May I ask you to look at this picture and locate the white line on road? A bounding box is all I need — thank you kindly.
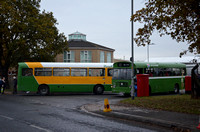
[0,115,14,120]
[0,114,51,132]
[30,124,52,132]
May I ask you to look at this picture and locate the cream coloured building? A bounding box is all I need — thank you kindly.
[55,31,115,63]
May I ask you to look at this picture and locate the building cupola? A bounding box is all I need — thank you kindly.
[68,31,86,41]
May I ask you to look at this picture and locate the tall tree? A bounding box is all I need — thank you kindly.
[131,0,200,56]
[0,0,68,86]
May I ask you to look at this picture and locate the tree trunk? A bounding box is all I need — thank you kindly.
[1,65,10,89]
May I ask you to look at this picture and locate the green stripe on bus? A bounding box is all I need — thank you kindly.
[48,84,111,93]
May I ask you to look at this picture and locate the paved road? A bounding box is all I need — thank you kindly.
[0,92,170,132]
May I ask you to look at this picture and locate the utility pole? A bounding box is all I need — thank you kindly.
[131,0,135,100]
[147,44,149,62]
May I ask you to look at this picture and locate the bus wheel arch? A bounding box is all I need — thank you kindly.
[174,83,179,94]
[38,84,49,96]
[93,84,104,95]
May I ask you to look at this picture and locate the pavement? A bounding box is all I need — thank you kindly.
[82,99,200,132]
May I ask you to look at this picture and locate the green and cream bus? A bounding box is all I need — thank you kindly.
[17,62,113,95]
[112,61,186,95]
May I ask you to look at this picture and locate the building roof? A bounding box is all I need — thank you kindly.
[68,40,115,52]
[68,31,86,36]
[68,31,86,41]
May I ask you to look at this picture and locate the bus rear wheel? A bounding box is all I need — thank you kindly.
[38,84,49,96]
[94,85,104,95]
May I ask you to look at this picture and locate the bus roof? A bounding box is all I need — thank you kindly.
[114,61,186,68]
[18,62,113,68]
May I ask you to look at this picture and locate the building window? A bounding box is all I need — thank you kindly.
[107,52,111,63]
[80,51,92,62]
[64,51,75,62]
[100,51,104,63]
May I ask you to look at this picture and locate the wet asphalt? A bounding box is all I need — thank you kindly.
[0,92,173,132]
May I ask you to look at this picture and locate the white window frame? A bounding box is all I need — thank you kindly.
[64,51,75,62]
[80,51,92,62]
[107,52,111,63]
[100,51,105,63]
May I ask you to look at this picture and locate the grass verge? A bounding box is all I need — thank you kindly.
[120,94,200,115]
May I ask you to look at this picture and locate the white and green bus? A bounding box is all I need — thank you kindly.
[112,61,186,95]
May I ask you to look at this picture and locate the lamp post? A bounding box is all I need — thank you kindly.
[147,43,155,62]
[131,0,135,100]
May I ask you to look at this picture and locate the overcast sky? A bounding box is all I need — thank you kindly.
[40,0,193,61]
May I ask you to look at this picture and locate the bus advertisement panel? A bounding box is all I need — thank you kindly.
[18,62,113,95]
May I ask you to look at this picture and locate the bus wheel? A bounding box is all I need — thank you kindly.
[38,85,49,96]
[94,85,104,95]
[174,84,179,94]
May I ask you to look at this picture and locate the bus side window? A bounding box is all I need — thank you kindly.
[53,68,70,76]
[22,68,33,76]
[172,68,180,76]
[71,68,87,76]
[168,71,172,76]
[150,68,154,77]
[145,68,148,74]
[136,69,139,74]
[172,68,181,76]
[108,69,113,76]
[158,68,164,76]
[89,68,105,76]
[163,68,171,76]
[100,69,105,76]
[145,68,153,76]
[183,69,186,76]
[35,68,52,76]
[137,68,143,74]
[153,68,158,76]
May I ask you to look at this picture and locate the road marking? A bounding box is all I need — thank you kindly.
[30,124,52,132]
[0,114,52,131]
[0,115,14,120]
